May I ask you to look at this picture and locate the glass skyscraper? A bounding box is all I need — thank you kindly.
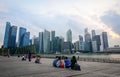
[43,30,50,53]
[8,26,17,47]
[92,35,101,51]
[39,32,44,53]
[51,31,55,53]
[102,32,109,50]
[79,35,84,50]
[22,32,30,46]
[84,28,92,51]
[3,22,17,48]
[66,29,72,43]
[3,22,11,48]
[18,27,26,47]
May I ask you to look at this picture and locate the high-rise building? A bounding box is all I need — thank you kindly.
[43,30,50,53]
[92,35,101,51]
[33,37,39,53]
[22,32,30,46]
[8,26,17,47]
[92,41,97,52]
[92,30,96,40]
[66,29,72,43]
[51,31,55,53]
[79,35,84,50]
[18,27,26,47]
[74,41,79,52]
[102,32,109,50]
[3,22,11,48]
[39,32,44,53]
[84,28,92,51]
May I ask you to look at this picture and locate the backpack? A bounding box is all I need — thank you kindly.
[74,64,81,71]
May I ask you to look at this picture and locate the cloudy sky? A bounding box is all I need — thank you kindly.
[0,0,120,48]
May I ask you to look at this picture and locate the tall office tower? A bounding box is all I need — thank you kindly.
[102,32,109,50]
[51,31,55,53]
[18,27,26,47]
[84,28,92,51]
[8,26,17,47]
[91,30,96,40]
[39,32,44,53]
[60,36,64,53]
[3,22,11,48]
[74,41,80,52]
[43,30,50,53]
[33,37,39,53]
[66,29,72,43]
[92,35,101,51]
[22,32,30,46]
[92,41,97,52]
[79,35,84,50]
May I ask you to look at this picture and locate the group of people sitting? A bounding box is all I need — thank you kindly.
[21,55,41,64]
[53,56,81,71]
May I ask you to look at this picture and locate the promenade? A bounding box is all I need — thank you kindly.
[0,56,120,77]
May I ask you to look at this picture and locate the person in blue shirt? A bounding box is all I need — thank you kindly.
[64,57,71,68]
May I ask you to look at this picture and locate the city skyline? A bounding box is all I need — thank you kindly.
[0,0,120,47]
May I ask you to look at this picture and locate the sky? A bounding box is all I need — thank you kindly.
[0,0,120,48]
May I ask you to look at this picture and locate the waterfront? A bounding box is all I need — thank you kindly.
[0,56,120,77]
[40,53,120,63]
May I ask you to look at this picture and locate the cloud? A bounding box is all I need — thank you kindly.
[101,11,120,35]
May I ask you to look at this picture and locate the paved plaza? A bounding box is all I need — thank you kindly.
[0,56,120,77]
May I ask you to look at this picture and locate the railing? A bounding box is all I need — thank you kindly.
[78,57,120,63]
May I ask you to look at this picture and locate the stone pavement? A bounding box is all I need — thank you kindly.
[0,56,120,77]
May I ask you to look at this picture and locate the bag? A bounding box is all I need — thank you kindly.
[74,64,81,71]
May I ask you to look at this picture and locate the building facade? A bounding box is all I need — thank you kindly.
[102,32,109,50]
[39,32,44,53]
[79,35,84,50]
[18,27,26,47]
[22,32,30,46]
[43,30,50,53]
[3,22,11,48]
[8,26,17,47]
[66,29,72,43]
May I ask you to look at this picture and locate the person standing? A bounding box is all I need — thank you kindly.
[28,52,32,62]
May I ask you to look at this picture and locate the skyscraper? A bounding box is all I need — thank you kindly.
[92,35,101,51]
[51,31,55,53]
[92,30,96,40]
[92,41,97,52]
[66,29,72,43]
[8,26,17,47]
[102,32,109,50]
[33,37,39,53]
[84,28,92,51]
[79,35,84,50]
[3,22,11,48]
[43,30,50,53]
[22,32,30,46]
[18,27,26,47]
[39,32,44,53]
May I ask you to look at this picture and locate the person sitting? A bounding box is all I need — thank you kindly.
[53,56,58,67]
[71,56,81,71]
[22,56,26,61]
[64,57,71,68]
[35,55,41,64]
[56,56,64,68]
